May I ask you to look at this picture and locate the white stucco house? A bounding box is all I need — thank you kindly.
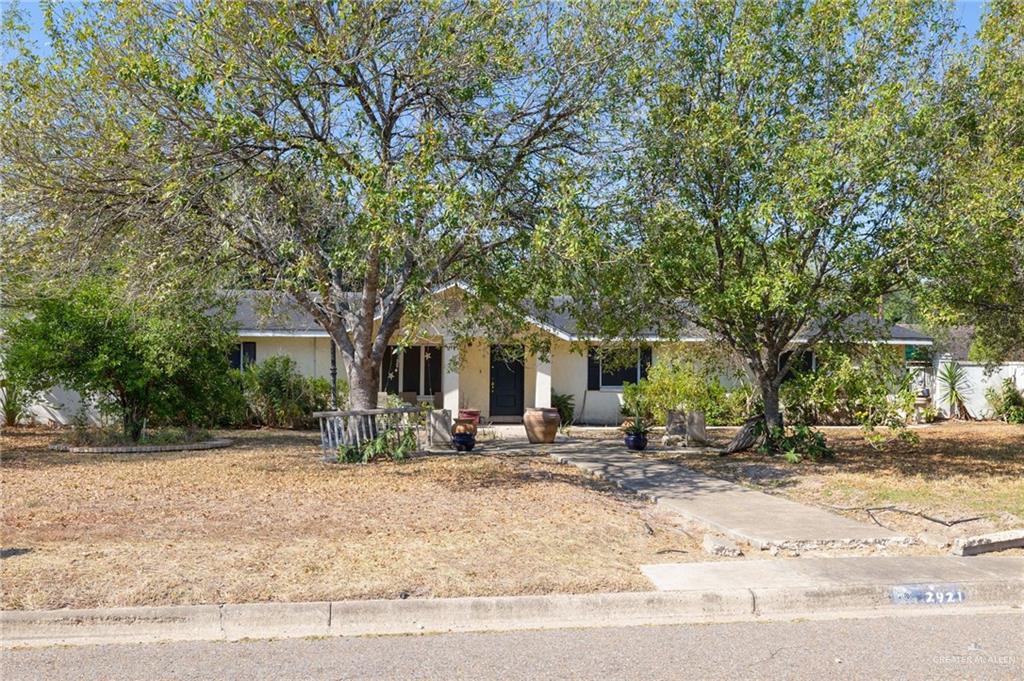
[229,285,935,425]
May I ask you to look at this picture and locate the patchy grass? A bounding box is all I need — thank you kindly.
[665,422,1024,541]
[0,427,700,611]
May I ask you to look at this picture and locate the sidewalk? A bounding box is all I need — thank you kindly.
[3,556,1020,648]
[549,440,910,550]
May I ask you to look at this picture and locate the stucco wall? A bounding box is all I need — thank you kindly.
[457,340,493,416]
[241,336,334,379]
[548,340,621,425]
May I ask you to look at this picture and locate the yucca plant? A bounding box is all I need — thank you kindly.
[938,361,973,420]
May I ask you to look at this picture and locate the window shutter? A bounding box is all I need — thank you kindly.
[241,342,256,369]
[587,348,600,391]
[229,344,242,370]
[639,346,653,380]
[402,346,421,394]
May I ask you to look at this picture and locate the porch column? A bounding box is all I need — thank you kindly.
[534,355,552,409]
[443,340,460,413]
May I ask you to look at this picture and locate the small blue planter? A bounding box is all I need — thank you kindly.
[452,432,476,452]
[623,433,648,451]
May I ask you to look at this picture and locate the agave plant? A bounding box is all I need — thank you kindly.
[938,361,973,420]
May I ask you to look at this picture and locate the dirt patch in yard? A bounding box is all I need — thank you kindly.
[659,422,1024,547]
[1,427,704,610]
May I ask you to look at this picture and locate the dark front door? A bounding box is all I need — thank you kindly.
[489,345,525,417]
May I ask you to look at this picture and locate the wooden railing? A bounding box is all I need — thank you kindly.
[313,407,425,460]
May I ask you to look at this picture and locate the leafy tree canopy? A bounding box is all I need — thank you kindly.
[918,0,1024,361]
[552,0,955,439]
[0,0,652,408]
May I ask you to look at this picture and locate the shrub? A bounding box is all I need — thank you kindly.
[624,352,752,426]
[0,376,37,427]
[1,281,237,441]
[987,378,1024,424]
[781,345,917,445]
[551,392,575,426]
[241,356,332,429]
[759,423,834,463]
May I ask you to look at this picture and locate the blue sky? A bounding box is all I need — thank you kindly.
[8,0,990,55]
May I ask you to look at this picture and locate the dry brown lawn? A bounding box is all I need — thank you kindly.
[1,427,700,611]
[665,422,1024,542]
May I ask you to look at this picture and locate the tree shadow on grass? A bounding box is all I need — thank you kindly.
[671,424,1024,483]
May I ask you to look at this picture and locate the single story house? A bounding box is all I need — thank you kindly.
[231,285,934,425]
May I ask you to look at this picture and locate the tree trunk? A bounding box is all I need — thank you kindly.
[761,378,784,433]
[346,358,380,410]
[121,401,145,443]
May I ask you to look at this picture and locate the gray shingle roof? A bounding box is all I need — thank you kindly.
[229,290,328,335]
[228,288,932,344]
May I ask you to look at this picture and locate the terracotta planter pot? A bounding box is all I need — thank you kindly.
[452,418,477,437]
[524,407,560,444]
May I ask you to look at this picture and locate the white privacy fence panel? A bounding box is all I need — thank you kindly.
[933,358,1024,420]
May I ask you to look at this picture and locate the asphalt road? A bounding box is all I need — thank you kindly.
[3,611,1022,680]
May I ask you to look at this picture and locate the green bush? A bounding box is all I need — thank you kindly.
[987,378,1024,424]
[781,345,916,444]
[759,423,834,463]
[1,281,237,441]
[240,356,332,429]
[624,353,753,426]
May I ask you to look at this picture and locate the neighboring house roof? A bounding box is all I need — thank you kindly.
[228,287,932,345]
[920,325,1024,361]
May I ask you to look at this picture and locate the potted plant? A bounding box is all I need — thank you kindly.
[621,413,652,451]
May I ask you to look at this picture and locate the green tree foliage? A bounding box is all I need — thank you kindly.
[780,345,917,445]
[558,0,952,447]
[0,0,650,409]
[1,280,237,441]
[623,350,753,426]
[920,0,1024,361]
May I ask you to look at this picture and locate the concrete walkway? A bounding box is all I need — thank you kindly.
[642,555,1024,591]
[549,440,910,550]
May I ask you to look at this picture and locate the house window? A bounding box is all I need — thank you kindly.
[779,349,815,382]
[587,347,653,391]
[229,342,256,370]
[380,345,443,396]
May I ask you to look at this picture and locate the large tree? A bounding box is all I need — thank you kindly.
[0,0,647,409]
[561,0,952,439]
[919,0,1024,361]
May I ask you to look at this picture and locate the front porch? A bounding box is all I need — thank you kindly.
[381,341,551,423]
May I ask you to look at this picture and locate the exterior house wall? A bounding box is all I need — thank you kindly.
[24,385,102,427]
[240,336,330,379]
[458,340,493,416]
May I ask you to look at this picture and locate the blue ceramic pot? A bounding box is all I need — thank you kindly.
[624,433,648,451]
[452,432,476,452]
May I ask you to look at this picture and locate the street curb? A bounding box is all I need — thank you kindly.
[3,578,1021,648]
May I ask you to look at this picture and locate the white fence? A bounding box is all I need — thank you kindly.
[933,359,1024,420]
